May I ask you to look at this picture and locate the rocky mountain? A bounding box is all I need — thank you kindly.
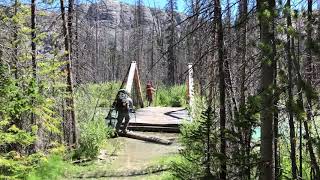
[74,0,189,84]
[85,0,185,30]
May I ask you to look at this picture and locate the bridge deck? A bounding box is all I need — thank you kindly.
[130,107,190,125]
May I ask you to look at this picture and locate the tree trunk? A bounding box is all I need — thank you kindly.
[273,54,279,180]
[285,1,297,178]
[167,0,176,85]
[296,19,303,180]
[273,18,279,180]
[31,0,37,126]
[13,0,18,80]
[238,0,249,178]
[257,0,275,179]
[67,0,78,147]
[60,0,77,147]
[214,0,226,179]
[292,39,320,180]
[305,0,320,177]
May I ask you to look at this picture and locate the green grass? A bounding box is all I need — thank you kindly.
[75,82,121,122]
[75,82,187,108]
[153,85,187,107]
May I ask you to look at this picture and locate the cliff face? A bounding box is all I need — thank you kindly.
[85,0,185,30]
[74,0,187,83]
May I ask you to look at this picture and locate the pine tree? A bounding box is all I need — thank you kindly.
[172,106,217,179]
[257,0,276,179]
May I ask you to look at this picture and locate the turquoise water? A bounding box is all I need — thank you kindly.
[252,127,261,141]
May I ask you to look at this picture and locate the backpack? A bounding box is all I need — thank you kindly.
[115,91,129,112]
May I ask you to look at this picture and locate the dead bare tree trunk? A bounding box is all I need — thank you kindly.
[214,0,226,179]
[30,0,37,126]
[166,0,177,85]
[94,1,99,82]
[296,17,303,180]
[12,0,19,80]
[237,0,250,178]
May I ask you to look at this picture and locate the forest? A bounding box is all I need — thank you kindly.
[0,0,320,179]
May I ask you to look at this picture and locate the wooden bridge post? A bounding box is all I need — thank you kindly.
[125,61,136,93]
[134,67,144,108]
[188,63,195,117]
[125,61,144,108]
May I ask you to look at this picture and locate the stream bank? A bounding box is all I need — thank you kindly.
[66,132,180,179]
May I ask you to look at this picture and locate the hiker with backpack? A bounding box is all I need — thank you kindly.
[114,89,133,134]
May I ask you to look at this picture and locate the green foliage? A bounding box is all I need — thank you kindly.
[236,95,261,130]
[171,99,218,179]
[262,9,271,19]
[154,85,187,107]
[75,82,120,122]
[316,137,320,158]
[27,155,68,180]
[287,26,297,37]
[258,8,274,23]
[0,3,65,179]
[279,142,312,179]
[73,118,112,159]
[0,152,44,180]
[0,51,62,179]
[73,83,118,159]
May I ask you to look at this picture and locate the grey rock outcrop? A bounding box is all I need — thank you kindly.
[74,0,188,83]
[85,0,185,30]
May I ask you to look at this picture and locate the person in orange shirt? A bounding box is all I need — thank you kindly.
[146,81,156,106]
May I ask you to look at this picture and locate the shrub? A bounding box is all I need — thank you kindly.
[27,155,67,180]
[170,97,219,179]
[75,82,120,122]
[74,118,112,159]
[74,82,118,159]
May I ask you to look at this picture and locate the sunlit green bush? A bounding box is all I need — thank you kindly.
[27,155,68,180]
[170,96,220,179]
[73,82,118,159]
[74,118,112,159]
[75,82,120,122]
[154,85,187,107]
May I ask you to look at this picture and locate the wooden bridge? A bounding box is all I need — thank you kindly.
[127,107,190,133]
[106,61,194,144]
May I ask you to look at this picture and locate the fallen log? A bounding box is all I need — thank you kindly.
[127,126,180,133]
[119,131,173,145]
[125,122,179,128]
